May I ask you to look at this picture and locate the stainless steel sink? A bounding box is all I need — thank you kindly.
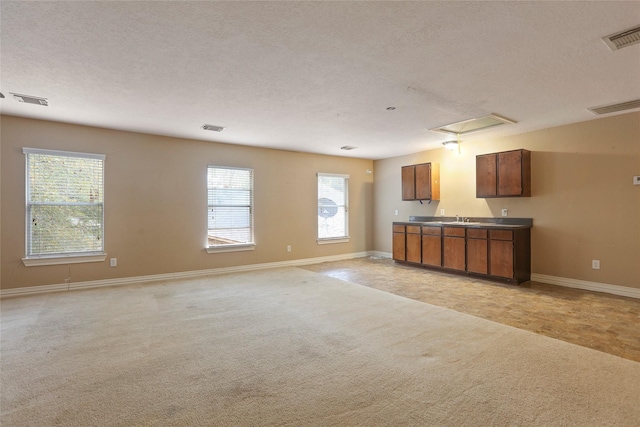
[441,221,481,225]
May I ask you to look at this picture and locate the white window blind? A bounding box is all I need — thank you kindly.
[317,173,349,241]
[207,166,254,247]
[23,148,105,257]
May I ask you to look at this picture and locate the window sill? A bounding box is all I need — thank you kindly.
[206,243,256,254]
[317,238,350,245]
[22,253,107,267]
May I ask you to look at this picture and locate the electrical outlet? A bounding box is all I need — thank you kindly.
[287,245,291,252]
[394,209,399,216]
[592,260,600,270]
[440,209,445,216]
[110,258,117,267]
[501,208,508,217]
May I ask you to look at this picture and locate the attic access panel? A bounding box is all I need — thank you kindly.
[430,114,516,136]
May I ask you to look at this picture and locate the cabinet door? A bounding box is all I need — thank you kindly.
[422,235,442,266]
[415,163,432,200]
[498,150,523,196]
[476,154,497,197]
[467,238,488,274]
[401,166,415,200]
[406,233,422,263]
[443,237,465,271]
[490,239,514,278]
[393,232,406,261]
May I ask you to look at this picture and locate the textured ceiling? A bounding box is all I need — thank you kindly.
[1,1,639,159]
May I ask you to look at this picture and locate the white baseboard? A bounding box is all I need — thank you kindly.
[4,254,638,301]
[0,252,371,298]
[531,273,640,299]
[0,283,70,298]
[368,251,392,259]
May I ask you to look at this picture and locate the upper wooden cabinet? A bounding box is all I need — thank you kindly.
[402,163,440,201]
[476,149,531,198]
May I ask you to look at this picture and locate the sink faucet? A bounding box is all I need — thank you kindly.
[456,214,459,222]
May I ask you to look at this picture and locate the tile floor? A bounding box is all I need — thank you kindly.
[302,257,640,363]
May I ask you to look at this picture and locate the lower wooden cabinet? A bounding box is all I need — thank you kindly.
[421,226,442,267]
[490,239,513,278]
[466,228,488,274]
[392,225,406,261]
[443,227,465,271]
[393,224,423,264]
[405,225,422,264]
[392,222,531,284]
[489,229,515,279]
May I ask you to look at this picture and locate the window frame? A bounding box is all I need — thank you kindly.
[205,165,256,254]
[22,147,107,267]
[317,172,350,244]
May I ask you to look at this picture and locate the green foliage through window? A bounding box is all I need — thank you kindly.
[24,148,105,257]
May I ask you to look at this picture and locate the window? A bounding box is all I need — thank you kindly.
[317,173,349,243]
[207,166,254,252]
[23,148,106,265]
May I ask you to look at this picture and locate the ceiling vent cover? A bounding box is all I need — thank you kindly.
[202,124,224,132]
[588,99,640,115]
[11,93,48,106]
[603,25,640,51]
[340,146,357,150]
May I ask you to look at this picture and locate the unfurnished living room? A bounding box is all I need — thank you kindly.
[1,2,639,426]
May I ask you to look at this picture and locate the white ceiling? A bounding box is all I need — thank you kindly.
[1,1,639,160]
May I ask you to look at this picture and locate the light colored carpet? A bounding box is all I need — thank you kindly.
[2,267,639,426]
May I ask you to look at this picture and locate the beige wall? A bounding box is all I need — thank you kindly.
[1,116,374,290]
[374,112,640,290]
[3,113,639,291]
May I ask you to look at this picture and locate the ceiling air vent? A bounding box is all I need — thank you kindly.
[202,124,224,132]
[340,146,357,150]
[588,99,640,115]
[603,25,640,51]
[11,93,48,106]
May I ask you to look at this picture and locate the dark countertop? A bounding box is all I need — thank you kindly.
[394,216,533,229]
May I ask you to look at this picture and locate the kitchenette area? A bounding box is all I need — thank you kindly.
[393,148,532,284]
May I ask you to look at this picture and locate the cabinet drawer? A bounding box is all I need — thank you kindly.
[467,228,488,239]
[406,225,421,234]
[444,227,465,237]
[422,226,442,235]
[393,225,405,233]
[490,229,513,241]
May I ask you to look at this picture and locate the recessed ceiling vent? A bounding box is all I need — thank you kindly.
[11,93,48,106]
[588,99,640,115]
[340,146,357,150]
[603,25,640,51]
[202,124,224,132]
